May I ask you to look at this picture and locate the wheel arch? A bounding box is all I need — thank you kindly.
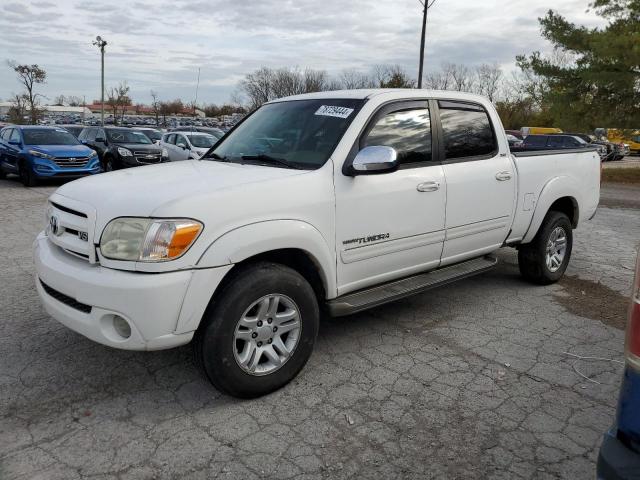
[197,220,337,299]
[522,176,581,243]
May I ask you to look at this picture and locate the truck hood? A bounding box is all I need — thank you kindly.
[54,160,306,230]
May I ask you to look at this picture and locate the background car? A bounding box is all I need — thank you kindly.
[522,134,608,159]
[597,249,640,479]
[506,133,523,149]
[0,125,100,186]
[170,126,224,139]
[58,125,85,138]
[132,127,163,144]
[161,131,217,161]
[78,126,166,171]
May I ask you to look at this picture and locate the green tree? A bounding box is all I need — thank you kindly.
[516,0,640,130]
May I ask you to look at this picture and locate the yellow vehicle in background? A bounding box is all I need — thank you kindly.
[606,129,640,155]
[521,127,563,136]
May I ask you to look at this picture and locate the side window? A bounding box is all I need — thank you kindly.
[86,128,97,142]
[547,136,564,148]
[563,137,580,148]
[438,101,497,160]
[166,134,176,145]
[9,129,21,144]
[78,129,86,141]
[362,107,432,166]
[96,129,106,141]
[525,135,546,147]
[0,129,10,141]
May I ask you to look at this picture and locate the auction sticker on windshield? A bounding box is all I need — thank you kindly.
[315,105,354,119]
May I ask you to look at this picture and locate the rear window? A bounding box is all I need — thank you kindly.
[438,101,497,160]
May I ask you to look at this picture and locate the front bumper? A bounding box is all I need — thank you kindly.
[34,233,229,351]
[31,157,102,178]
[597,428,640,480]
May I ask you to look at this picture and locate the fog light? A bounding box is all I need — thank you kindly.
[113,315,131,339]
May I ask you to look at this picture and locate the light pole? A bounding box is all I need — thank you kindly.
[417,0,437,89]
[93,36,107,126]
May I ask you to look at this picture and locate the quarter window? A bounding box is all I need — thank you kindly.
[439,101,497,160]
[9,129,21,143]
[363,107,432,165]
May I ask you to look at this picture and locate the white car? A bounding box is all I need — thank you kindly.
[34,89,601,398]
[161,131,217,161]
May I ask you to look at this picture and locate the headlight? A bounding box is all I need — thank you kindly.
[100,217,203,262]
[162,148,169,158]
[117,147,133,157]
[88,150,97,158]
[29,149,54,160]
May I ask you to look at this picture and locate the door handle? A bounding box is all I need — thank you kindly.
[495,171,512,181]
[417,181,440,192]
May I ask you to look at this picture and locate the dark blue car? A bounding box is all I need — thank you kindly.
[598,250,640,479]
[0,125,101,186]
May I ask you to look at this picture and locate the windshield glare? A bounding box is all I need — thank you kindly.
[207,99,364,169]
[23,129,80,146]
[107,130,152,144]
[188,135,216,148]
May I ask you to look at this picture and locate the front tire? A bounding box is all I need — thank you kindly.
[518,211,573,285]
[19,161,37,187]
[193,262,319,398]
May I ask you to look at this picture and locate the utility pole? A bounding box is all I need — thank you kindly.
[93,36,107,126]
[417,0,437,89]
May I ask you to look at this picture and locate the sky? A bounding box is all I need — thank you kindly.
[0,0,606,106]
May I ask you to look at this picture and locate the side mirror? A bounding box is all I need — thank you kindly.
[350,146,398,175]
[177,143,188,149]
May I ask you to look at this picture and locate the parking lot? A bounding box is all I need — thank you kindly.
[0,177,638,480]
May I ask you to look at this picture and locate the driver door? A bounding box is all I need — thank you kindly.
[334,100,446,295]
[174,134,191,161]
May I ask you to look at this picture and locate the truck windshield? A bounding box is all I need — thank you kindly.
[205,99,364,169]
[23,129,80,146]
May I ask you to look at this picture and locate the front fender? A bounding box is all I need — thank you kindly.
[522,176,581,243]
[197,219,337,297]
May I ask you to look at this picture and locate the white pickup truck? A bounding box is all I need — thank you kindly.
[34,89,600,397]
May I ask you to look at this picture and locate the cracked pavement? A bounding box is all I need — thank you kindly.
[1,178,639,479]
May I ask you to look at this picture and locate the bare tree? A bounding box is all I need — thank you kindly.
[53,94,66,106]
[240,67,274,110]
[66,95,83,107]
[106,87,120,123]
[474,63,503,101]
[424,70,452,90]
[115,81,131,122]
[338,69,376,89]
[8,61,46,124]
[150,90,160,126]
[446,63,474,92]
[8,93,27,124]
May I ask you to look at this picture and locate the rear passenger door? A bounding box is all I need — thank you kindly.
[437,100,515,265]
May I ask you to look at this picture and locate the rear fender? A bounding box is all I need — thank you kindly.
[522,176,581,243]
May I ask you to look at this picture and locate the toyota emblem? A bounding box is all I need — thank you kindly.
[49,215,61,236]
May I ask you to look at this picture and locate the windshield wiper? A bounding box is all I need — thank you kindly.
[204,152,229,162]
[240,154,301,170]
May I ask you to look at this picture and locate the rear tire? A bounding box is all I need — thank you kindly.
[19,161,37,187]
[193,262,319,398]
[518,211,572,285]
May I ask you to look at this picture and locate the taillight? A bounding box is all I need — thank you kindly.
[625,251,640,369]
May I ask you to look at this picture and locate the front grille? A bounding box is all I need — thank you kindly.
[133,151,162,164]
[50,201,87,218]
[40,279,92,314]
[53,156,90,168]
